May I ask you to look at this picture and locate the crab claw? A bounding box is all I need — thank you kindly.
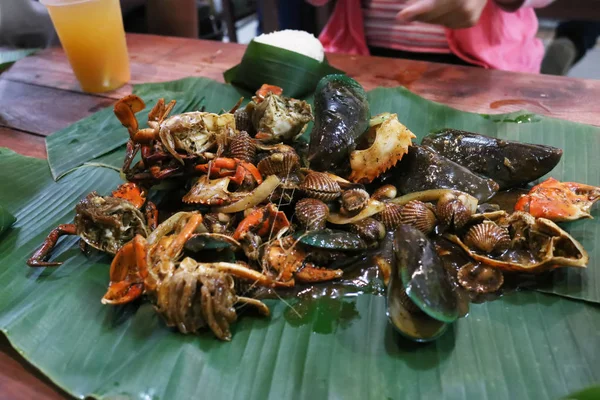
[111,182,147,209]
[233,203,290,241]
[114,95,146,138]
[255,84,283,102]
[515,177,600,221]
[102,235,148,305]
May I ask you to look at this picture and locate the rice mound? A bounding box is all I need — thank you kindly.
[253,29,324,62]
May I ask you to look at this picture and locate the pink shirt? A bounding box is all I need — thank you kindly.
[309,0,555,73]
[363,0,451,54]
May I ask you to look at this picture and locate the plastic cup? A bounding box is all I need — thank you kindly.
[40,0,130,93]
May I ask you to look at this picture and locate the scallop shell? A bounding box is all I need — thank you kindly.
[457,263,504,293]
[341,188,370,214]
[257,152,300,177]
[372,184,397,201]
[295,198,329,231]
[234,107,253,134]
[299,172,341,201]
[464,222,511,254]
[375,203,404,230]
[399,200,437,235]
[229,131,256,163]
[436,193,472,229]
[348,218,386,244]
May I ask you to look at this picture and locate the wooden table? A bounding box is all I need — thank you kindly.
[1,33,600,399]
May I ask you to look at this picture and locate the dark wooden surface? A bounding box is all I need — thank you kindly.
[1,33,600,399]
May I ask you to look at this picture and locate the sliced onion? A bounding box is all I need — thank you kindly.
[328,199,386,225]
[390,189,478,211]
[215,175,281,213]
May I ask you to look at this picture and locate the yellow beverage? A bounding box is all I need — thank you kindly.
[42,0,130,93]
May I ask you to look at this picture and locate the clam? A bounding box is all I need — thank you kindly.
[299,171,341,201]
[386,225,458,342]
[436,192,475,229]
[257,151,300,177]
[457,263,504,294]
[341,188,370,214]
[447,211,589,273]
[464,222,510,254]
[399,200,437,234]
[375,203,403,230]
[372,184,397,201]
[348,218,386,245]
[229,130,256,163]
[295,198,329,231]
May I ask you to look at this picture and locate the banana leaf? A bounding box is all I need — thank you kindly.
[3,79,600,400]
[0,204,16,237]
[224,40,343,98]
[0,48,38,70]
[45,77,251,181]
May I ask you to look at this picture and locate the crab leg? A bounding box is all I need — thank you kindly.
[236,296,271,316]
[296,263,344,283]
[145,201,158,231]
[27,224,78,267]
[212,262,275,287]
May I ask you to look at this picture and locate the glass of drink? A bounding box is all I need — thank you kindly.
[40,0,130,93]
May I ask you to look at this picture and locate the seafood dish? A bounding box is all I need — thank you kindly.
[27,76,600,343]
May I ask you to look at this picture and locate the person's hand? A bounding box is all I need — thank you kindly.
[396,0,488,29]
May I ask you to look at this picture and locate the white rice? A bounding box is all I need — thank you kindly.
[253,30,324,62]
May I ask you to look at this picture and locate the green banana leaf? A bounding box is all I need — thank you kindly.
[0,204,16,237]
[224,40,343,98]
[0,48,38,70]
[4,78,600,399]
[46,77,251,181]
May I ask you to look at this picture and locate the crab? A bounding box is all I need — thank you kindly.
[102,212,274,341]
[27,183,157,267]
[262,236,344,287]
[514,177,600,221]
[195,157,263,186]
[232,203,290,260]
[114,94,236,168]
[348,113,415,184]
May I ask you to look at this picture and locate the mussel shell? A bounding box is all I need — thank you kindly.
[308,75,370,176]
[422,129,563,190]
[229,130,256,163]
[295,229,367,251]
[341,188,370,214]
[387,273,448,342]
[384,145,499,202]
[464,222,511,254]
[257,151,300,177]
[399,200,437,234]
[295,198,329,231]
[375,203,404,230]
[393,225,458,323]
[349,217,386,244]
[457,263,504,293]
[184,233,239,252]
[299,171,342,201]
